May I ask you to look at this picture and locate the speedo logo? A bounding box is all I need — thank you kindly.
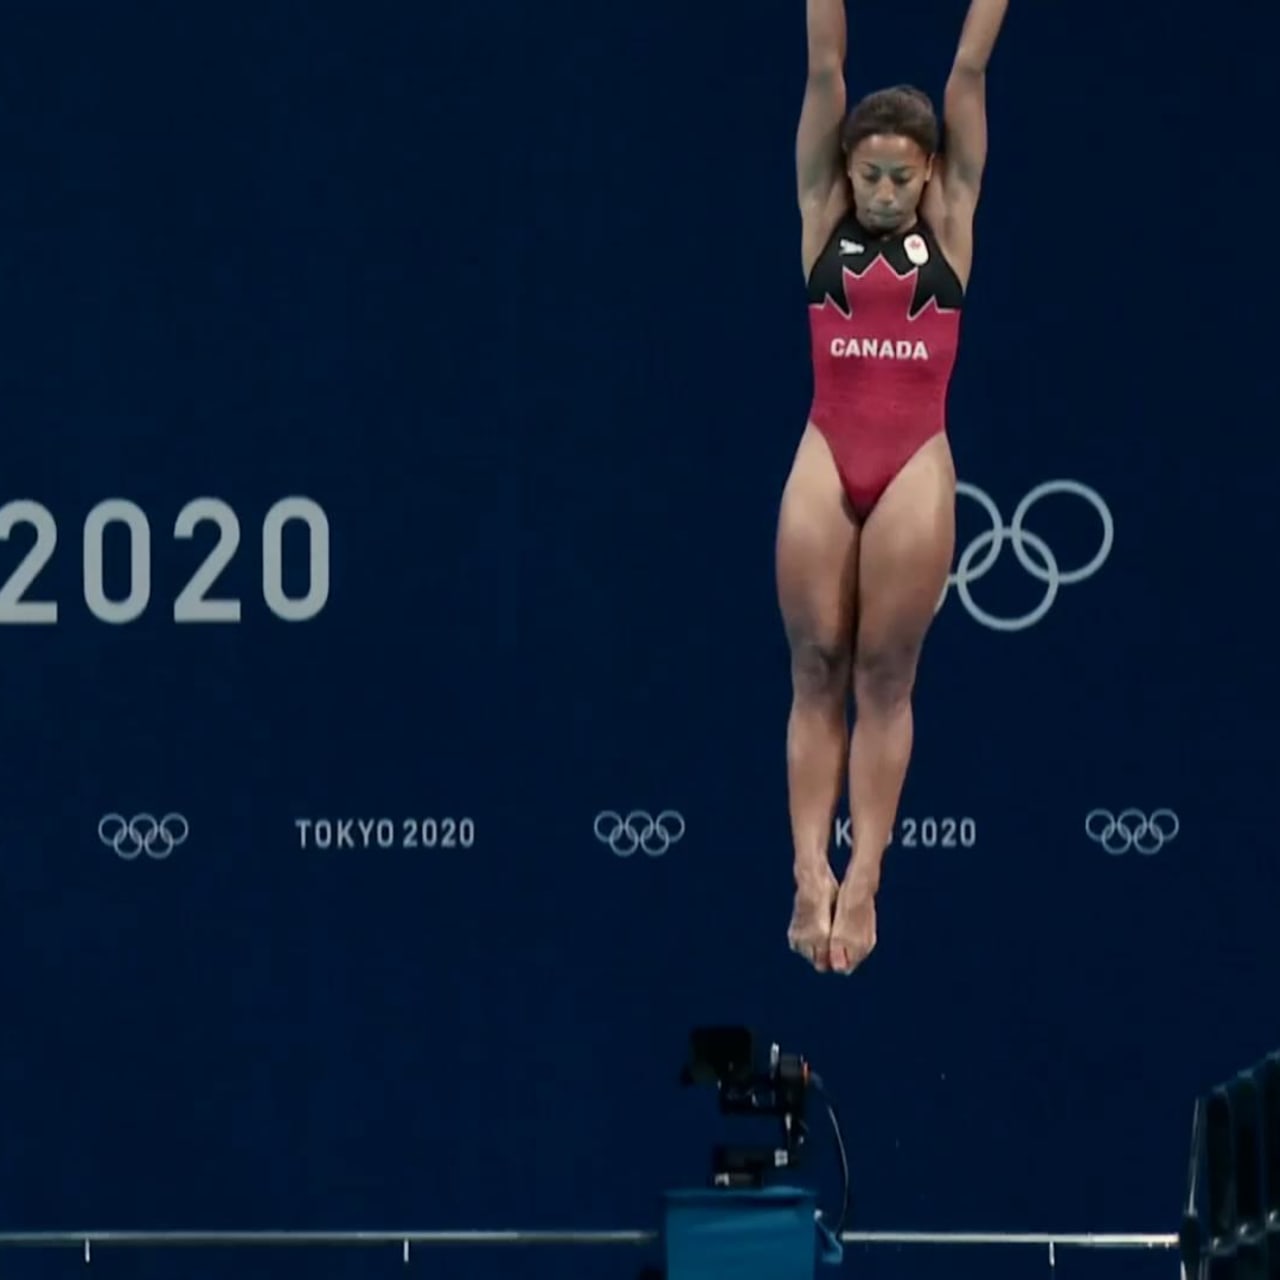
[830,337,929,360]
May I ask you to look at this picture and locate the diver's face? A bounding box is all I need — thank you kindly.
[847,134,934,233]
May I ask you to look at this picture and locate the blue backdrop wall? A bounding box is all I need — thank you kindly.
[2,2,1276,1279]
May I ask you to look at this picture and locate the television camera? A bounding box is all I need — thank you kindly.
[680,1025,848,1223]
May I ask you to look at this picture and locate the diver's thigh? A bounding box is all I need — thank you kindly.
[775,424,860,645]
[855,434,955,651]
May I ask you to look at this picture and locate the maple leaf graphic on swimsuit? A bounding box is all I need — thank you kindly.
[809,254,959,367]
[804,234,966,517]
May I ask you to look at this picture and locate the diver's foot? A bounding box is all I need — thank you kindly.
[829,874,877,975]
[787,865,839,971]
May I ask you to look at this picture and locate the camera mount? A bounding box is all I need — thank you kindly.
[679,1026,818,1190]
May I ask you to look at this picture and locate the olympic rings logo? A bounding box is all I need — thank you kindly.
[1085,808,1179,855]
[939,481,1114,632]
[98,812,190,860]
[593,810,686,857]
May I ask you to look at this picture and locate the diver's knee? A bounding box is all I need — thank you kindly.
[789,632,850,702]
[853,640,919,711]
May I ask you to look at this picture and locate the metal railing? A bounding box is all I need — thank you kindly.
[0,1227,1181,1265]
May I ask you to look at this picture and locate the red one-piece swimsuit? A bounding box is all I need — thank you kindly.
[806,212,965,518]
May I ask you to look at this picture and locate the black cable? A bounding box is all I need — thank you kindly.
[808,1073,851,1236]
[1183,1095,1204,1214]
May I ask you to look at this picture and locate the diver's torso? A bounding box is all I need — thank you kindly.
[806,213,964,433]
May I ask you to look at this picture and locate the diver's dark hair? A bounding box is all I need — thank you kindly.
[841,84,939,156]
